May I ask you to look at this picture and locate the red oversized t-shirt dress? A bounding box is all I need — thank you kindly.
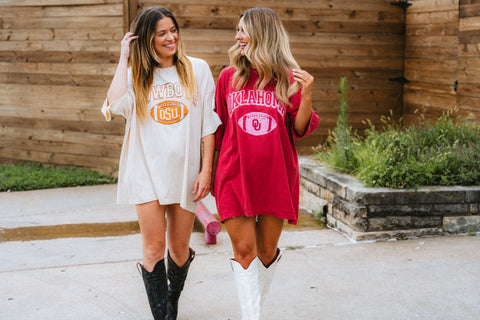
[214,67,320,224]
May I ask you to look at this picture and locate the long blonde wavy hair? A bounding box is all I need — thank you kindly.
[229,7,300,106]
[129,6,195,120]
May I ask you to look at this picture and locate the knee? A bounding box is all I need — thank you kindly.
[168,245,191,267]
[258,245,278,267]
[143,239,166,264]
[233,240,256,266]
[168,238,190,256]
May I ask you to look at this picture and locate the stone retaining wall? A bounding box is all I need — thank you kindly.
[299,156,480,241]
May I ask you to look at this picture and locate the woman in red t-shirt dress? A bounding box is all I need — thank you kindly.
[213,7,320,320]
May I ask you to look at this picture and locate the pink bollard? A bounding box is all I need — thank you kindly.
[195,201,221,244]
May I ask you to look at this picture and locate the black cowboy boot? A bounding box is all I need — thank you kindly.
[166,248,195,320]
[138,259,168,320]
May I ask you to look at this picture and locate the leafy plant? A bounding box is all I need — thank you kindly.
[317,78,480,189]
[317,76,359,173]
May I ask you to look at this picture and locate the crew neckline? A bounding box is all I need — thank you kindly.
[158,65,176,70]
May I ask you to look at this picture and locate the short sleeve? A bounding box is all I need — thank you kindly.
[197,60,222,138]
[214,67,231,150]
[101,69,135,121]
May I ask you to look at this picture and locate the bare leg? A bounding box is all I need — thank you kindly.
[165,204,196,320]
[166,204,196,266]
[136,201,167,272]
[255,215,284,267]
[224,216,257,269]
[136,201,168,319]
[225,216,262,320]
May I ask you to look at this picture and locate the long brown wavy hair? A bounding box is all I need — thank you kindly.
[129,6,195,120]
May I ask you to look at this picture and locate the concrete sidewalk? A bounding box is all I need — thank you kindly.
[1,185,479,320]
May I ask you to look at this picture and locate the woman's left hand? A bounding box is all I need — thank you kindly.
[292,69,314,99]
[192,170,211,202]
[292,69,314,136]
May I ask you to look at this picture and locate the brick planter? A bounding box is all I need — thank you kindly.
[299,156,480,241]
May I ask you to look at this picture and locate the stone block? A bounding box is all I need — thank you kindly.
[299,185,327,214]
[325,174,348,198]
[394,189,465,205]
[328,203,333,217]
[300,177,320,196]
[432,203,470,215]
[367,204,432,217]
[368,216,413,231]
[368,216,442,231]
[361,190,396,205]
[443,216,480,234]
[470,203,479,214]
[326,213,336,229]
[412,216,443,229]
[326,214,353,239]
[332,207,368,232]
[298,160,328,187]
[327,215,444,241]
[333,196,367,218]
[345,188,365,205]
[466,189,480,203]
[321,188,334,202]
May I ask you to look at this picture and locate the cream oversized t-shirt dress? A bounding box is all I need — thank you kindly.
[101,57,221,213]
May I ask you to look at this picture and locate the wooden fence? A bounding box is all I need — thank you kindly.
[0,0,477,175]
[458,0,480,119]
[0,0,125,173]
[404,0,480,123]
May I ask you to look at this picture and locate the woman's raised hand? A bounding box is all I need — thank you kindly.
[292,69,314,99]
[120,32,138,61]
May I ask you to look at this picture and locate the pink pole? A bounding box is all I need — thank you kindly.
[196,201,221,244]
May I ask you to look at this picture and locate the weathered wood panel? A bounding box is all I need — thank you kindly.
[0,0,125,174]
[457,0,480,118]
[404,0,480,124]
[403,0,460,125]
[0,0,405,172]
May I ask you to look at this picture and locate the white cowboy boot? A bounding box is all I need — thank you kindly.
[231,257,261,320]
[258,248,282,307]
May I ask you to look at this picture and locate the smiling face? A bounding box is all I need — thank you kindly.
[235,17,250,56]
[153,17,178,67]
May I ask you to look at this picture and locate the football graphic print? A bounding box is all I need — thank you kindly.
[150,100,189,124]
[238,112,277,136]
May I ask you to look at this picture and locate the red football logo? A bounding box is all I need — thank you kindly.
[237,112,277,136]
[150,100,188,124]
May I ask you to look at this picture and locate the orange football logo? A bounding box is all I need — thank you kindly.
[150,100,189,124]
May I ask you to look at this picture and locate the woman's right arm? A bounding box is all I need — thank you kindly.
[107,32,138,104]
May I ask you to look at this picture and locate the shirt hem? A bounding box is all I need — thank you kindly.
[117,197,186,206]
[218,209,298,225]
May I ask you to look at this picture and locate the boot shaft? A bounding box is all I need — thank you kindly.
[139,259,168,320]
[166,248,195,320]
[258,248,282,306]
[231,257,261,320]
[167,248,195,293]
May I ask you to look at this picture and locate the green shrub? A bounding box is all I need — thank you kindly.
[317,78,480,189]
[317,76,359,173]
[0,162,117,192]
